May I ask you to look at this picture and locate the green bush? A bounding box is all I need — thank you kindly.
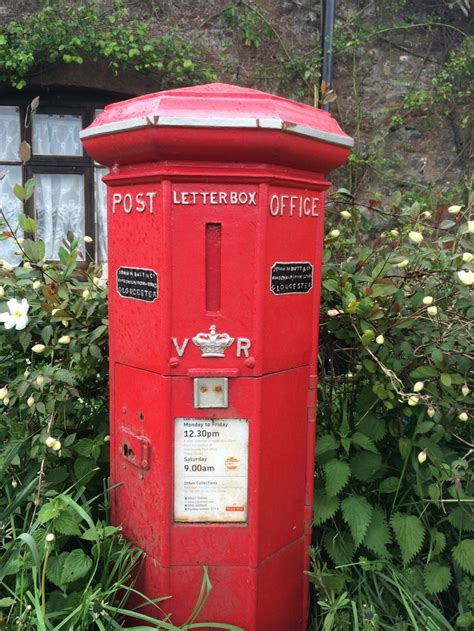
[312,192,473,630]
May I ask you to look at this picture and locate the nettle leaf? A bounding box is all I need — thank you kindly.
[351,431,378,453]
[323,529,355,566]
[363,508,391,557]
[350,452,383,482]
[46,552,68,590]
[60,549,93,584]
[341,496,373,548]
[53,507,81,536]
[314,493,340,525]
[423,562,452,594]
[379,476,399,494]
[390,513,425,565]
[38,502,59,524]
[448,507,474,532]
[452,540,474,575]
[324,459,351,497]
[357,415,387,442]
[430,529,446,557]
[317,433,339,456]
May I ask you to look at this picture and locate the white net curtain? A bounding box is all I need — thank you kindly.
[0,106,107,265]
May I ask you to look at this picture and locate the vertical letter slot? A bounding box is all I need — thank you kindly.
[205,223,222,312]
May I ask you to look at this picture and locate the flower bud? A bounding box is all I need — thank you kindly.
[413,381,424,393]
[390,229,399,237]
[35,375,44,387]
[375,334,385,345]
[422,296,433,305]
[329,229,340,238]
[0,386,8,400]
[45,436,56,448]
[427,406,435,418]
[51,308,60,316]
[52,439,62,451]
[0,286,4,298]
[104,435,110,443]
[417,449,427,464]
[3,397,9,406]
[93,276,101,287]
[32,344,45,353]
[421,211,431,219]
[340,210,351,220]
[448,205,461,214]
[27,395,34,408]
[468,221,474,234]
[62,320,69,327]
[427,306,438,316]
[408,231,423,244]
[462,384,469,397]
[82,289,91,299]
[327,309,342,317]
[458,412,468,422]
[32,280,41,290]
[462,252,473,263]
[397,259,409,268]
[1,260,13,271]
[408,395,419,406]
[23,261,31,269]
[58,335,71,344]
[11,479,18,488]
[457,270,474,286]
[46,533,55,543]
[84,235,93,243]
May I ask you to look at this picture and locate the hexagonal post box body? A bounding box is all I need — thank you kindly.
[81,83,352,631]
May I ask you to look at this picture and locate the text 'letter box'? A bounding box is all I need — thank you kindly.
[81,83,352,630]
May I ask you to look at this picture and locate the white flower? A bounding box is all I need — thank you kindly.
[84,235,93,243]
[45,436,56,448]
[82,289,91,299]
[421,211,431,219]
[327,309,342,317]
[397,259,409,268]
[462,384,469,397]
[0,298,29,330]
[0,286,4,298]
[427,406,435,418]
[408,231,423,244]
[340,210,351,220]
[58,335,71,344]
[427,306,438,316]
[458,412,468,422]
[329,229,340,238]
[32,280,41,290]
[27,395,34,408]
[457,270,474,286]
[413,381,424,393]
[52,439,61,451]
[390,229,399,237]
[0,387,8,400]
[45,533,55,543]
[32,344,45,353]
[417,450,427,464]
[375,334,385,345]
[422,296,433,305]
[462,252,473,263]
[448,205,462,215]
[35,375,44,387]
[23,261,31,269]
[408,395,419,406]
[468,221,474,234]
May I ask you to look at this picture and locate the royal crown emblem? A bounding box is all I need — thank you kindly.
[192,325,234,357]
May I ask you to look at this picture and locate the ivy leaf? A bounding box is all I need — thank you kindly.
[316,433,339,456]
[423,562,452,594]
[324,459,351,497]
[313,493,340,525]
[363,508,391,557]
[390,513,425,565]
[323,529,355,566]
[60,549,93,584]
[452,540,474,575]
[341,496,373,548]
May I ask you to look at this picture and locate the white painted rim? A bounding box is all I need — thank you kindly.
[80,115,354,148]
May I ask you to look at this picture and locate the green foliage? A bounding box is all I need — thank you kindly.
[311,189,473,628]
[0,0,215,90]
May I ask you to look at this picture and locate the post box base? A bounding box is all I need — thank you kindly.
[130,536,307,630]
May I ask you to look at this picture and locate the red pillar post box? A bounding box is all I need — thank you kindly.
[81,83,352,630]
